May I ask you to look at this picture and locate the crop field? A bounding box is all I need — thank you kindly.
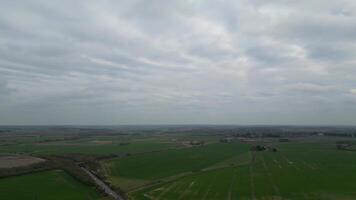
[0,170,101,200]
[2,126,356,200]
[103,142,250,190]
[0,137,174,156]
[104,143,250,180]
[129,142,356,200]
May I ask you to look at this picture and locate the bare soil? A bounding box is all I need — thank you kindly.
[0,155,45,169]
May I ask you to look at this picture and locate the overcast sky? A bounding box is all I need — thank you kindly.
[1,0,356,125]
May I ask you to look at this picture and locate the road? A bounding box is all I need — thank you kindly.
[81,166,125,200]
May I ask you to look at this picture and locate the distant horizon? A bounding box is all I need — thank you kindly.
[1,124,355,127]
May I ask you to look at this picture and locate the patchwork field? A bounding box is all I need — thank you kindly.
[104,143,249,179]
[0,138,173,156]
[0,170,101,200]
[128,142,356,200]
[102,142,250,191]
[2,126,356,200]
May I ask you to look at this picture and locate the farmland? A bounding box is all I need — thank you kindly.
[0,137,173,156]
[0,155,44,168]
[1,126,356,200]
[0,170,102,200]
[104,143,249,180]
[129,142,356,200]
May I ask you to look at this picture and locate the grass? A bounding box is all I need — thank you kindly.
[3,133,356,199]
[130,142,356,200]
[131,166,252,200]
[0,170,101,200]
[104,142,249,180]
[103,142,249,191]
[0,140,172,155]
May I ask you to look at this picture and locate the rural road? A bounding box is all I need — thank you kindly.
[81,166,124,200]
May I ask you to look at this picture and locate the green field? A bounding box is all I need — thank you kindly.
[129,142,356,200]
[102,142,250,191]
[0,139,173,156]
[104,143,249,180]
[103,143,250,191]
[2,127,356,200]
[0,170,101,200]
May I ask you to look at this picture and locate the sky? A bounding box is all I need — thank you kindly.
[1,0,356,125]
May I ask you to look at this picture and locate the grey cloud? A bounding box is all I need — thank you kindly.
[284,83,338,95]
[350,89,356,95]
[0,80,12,95]
[0,0,356,125]
[306,44,355,61]
[279,16,356,42]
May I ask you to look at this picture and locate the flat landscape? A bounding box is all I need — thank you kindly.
[1,126,356,200]
[130,142,356,200]
[0,170,102,200]
[3,0,356,199]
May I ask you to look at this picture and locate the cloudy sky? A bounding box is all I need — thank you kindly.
[1,0,356,125]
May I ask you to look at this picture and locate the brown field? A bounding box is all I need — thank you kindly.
[91,140,113,144]
[0,155,45,168]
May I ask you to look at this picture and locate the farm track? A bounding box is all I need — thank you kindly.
[249,151,256,200]
[202,171,219,200]
[143,165,246,199]
[227,168,238,200]
[178,179,196,200]
[156,181,178,200]
[123,142,356,200]
[126,160,248,195]
[260,154,280,197]
[280,154,300,171]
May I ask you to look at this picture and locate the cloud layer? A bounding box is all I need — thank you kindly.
[1,0,356,125]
